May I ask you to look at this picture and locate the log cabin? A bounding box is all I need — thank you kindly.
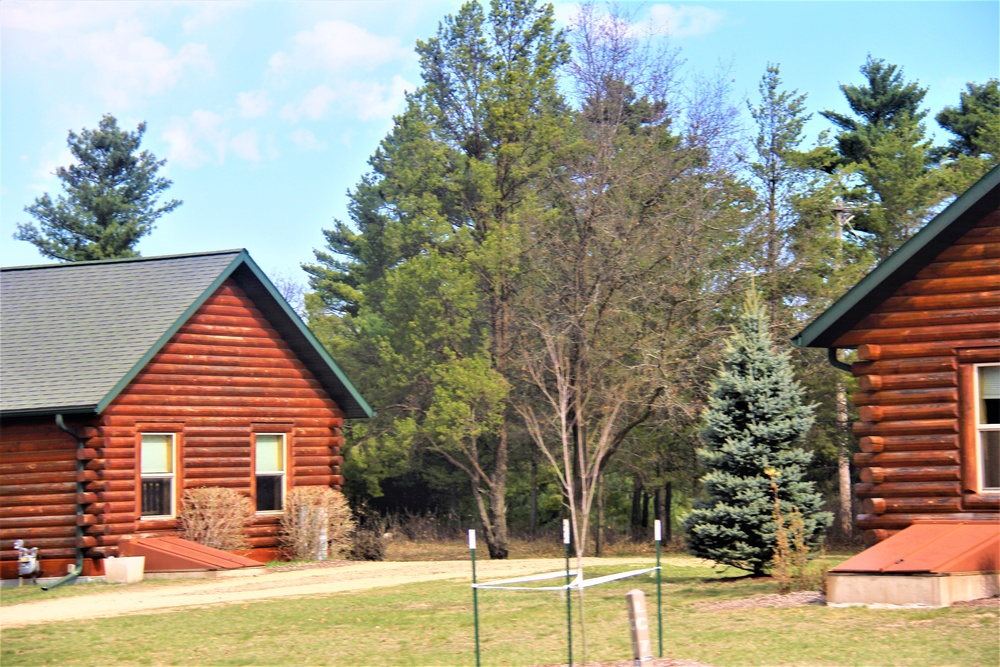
[793,166,1000,546]
[0,249,372,580]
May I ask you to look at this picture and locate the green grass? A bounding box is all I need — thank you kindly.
[2,558,996,666]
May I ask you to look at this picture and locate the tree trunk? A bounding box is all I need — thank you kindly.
[530,454,538,535]
[836,378,853,538]
[641,490,650,530]
[630,475,643,540]
[662,480,673,543]
[594,472,603,557]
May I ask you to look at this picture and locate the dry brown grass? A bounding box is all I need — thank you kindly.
[384,535,681,561]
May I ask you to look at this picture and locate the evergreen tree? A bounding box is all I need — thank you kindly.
[683,291,831,575]
[820,56,927,165]
[304,0,570,559]
[935,79,1000,193]
[15,114,181,261]
[935,79,1000,159]
[820,56,944,260]
[745,64,810,325]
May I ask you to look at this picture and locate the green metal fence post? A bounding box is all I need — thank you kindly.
[470,529,481,667]
[655,519,663,658]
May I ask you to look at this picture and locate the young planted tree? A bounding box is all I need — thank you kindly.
[15,114,181,261]
[684,291,831,575]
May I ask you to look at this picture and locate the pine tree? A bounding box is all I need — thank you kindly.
[819,56,947,260]
[15,114,181,262]
[746,64,810,325]
[935,79,1000,193]
[683,291,831,575]
[304,0,570,560]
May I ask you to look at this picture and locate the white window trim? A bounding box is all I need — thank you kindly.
[975,363,1000,493]
[140,433,177,519]
[254,433,288,514]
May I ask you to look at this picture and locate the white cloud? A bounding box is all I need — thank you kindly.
[5,4,215,108]
[27,149,75,193]
[280,84,337,122]
[230,130,260,162]
[79,22,214,107]
[179,1,249,33]
[648,4,725,38]
[164,110,227,167]
[279,76,412,124]
[237,90,272,118]
[164,110,276,167]
[290,129,325,152]
[342,76,412,122]
[267,21,410,77]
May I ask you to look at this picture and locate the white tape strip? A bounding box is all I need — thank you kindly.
[475,569,578,587]
[573,567,659,589]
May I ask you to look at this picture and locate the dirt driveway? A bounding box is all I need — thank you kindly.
[1,557,656,628]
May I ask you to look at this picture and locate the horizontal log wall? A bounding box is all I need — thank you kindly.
[1,279,347,576]
[838,209,1000,545]
[0,416,100,578]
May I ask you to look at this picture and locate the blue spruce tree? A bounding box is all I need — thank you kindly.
[684,291,831,575]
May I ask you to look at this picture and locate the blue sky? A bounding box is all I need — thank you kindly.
[2,1,998,286]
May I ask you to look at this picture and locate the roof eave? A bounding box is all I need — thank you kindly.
[792,165,1000,350]
[0,405,98,419]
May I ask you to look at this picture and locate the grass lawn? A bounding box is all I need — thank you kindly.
[1,555,996,667]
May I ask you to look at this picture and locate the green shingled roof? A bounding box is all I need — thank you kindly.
[792,165,1000,350]
[1,250,373,419]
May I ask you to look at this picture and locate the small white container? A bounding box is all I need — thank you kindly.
[104,556,146,584]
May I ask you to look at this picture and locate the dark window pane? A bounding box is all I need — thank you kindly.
[984,398,1000,425]
[141,478,172,516]
[982,432,1000,490]
[256,474,283,512]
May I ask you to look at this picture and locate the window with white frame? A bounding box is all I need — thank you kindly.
[978,364,1000,492]
[255,433,286,512]
[140,433,176,517]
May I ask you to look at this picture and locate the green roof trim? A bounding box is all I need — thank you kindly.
[792,165,1000,350]
[230,252,374,420]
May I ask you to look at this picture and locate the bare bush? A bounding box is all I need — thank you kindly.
[179,487,254,551]
[279,487,356,561]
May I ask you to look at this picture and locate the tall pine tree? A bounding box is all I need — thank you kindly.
[684,291,830,575]
[304,0,570,559]
[820,56,943,260]
[15,114,181,261]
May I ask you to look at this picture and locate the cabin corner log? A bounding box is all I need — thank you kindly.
[859,466,960,484]
[854,450,959,468]
[853,419,958,437]
[857,435,959,453]
[854,481,962,498]
[856,513,1000,530]
[857,403,958,423]
[861,497,963,514]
